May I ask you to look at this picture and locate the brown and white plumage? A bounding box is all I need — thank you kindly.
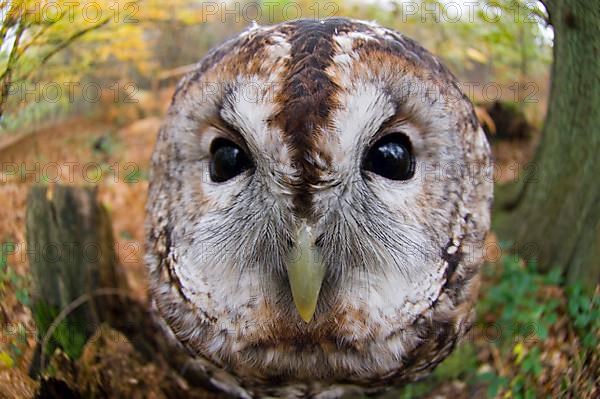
[145,18,492,398]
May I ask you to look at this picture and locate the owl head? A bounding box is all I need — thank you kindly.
[146,18,492,395]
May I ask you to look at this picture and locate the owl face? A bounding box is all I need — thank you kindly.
[146,18,492,391]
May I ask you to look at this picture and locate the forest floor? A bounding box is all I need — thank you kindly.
[0,92,597,398]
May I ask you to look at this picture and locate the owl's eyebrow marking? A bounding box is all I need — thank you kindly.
[205,113,248,149]
[379,112,410,133]
[366,112,411,147]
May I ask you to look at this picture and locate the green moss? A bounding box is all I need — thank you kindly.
[31,301,88,360]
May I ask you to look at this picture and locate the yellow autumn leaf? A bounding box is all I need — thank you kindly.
[512,342,525,364]
[466,47,488,64]
[0,351,14,368]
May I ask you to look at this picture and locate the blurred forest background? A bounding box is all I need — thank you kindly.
[0,0,597,398]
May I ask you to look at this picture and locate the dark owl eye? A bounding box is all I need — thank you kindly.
[363,133,415,181]
[209,138,252,183]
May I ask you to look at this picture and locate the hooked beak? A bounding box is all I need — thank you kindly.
[286,221,325,323]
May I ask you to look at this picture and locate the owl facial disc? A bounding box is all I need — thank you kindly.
[287,221,325,322]
[145,18,494,393]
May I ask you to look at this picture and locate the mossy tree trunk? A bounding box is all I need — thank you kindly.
[495,0,600,286]
[26,185,124,373]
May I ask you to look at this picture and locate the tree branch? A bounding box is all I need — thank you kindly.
[38,17,111,67]
[0,10,25,117]
[0,13,111,117]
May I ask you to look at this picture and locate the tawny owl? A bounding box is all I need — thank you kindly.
[145,18,492,398]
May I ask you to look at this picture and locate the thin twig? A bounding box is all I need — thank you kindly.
[39,287,137,371]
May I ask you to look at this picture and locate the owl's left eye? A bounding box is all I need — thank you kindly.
[209,138,252,182]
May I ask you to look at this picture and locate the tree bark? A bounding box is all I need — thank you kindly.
[495,0,600,286]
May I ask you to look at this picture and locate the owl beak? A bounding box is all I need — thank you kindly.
[287,221,325,323]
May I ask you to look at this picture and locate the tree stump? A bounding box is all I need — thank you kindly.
[25,185,227,396]
[26,185,125,373]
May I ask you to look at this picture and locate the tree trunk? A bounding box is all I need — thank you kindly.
[495,0,600,286]
[26,185,125,373]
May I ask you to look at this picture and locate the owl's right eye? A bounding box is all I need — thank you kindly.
[363,133,415,181]
[209,138,252,182]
